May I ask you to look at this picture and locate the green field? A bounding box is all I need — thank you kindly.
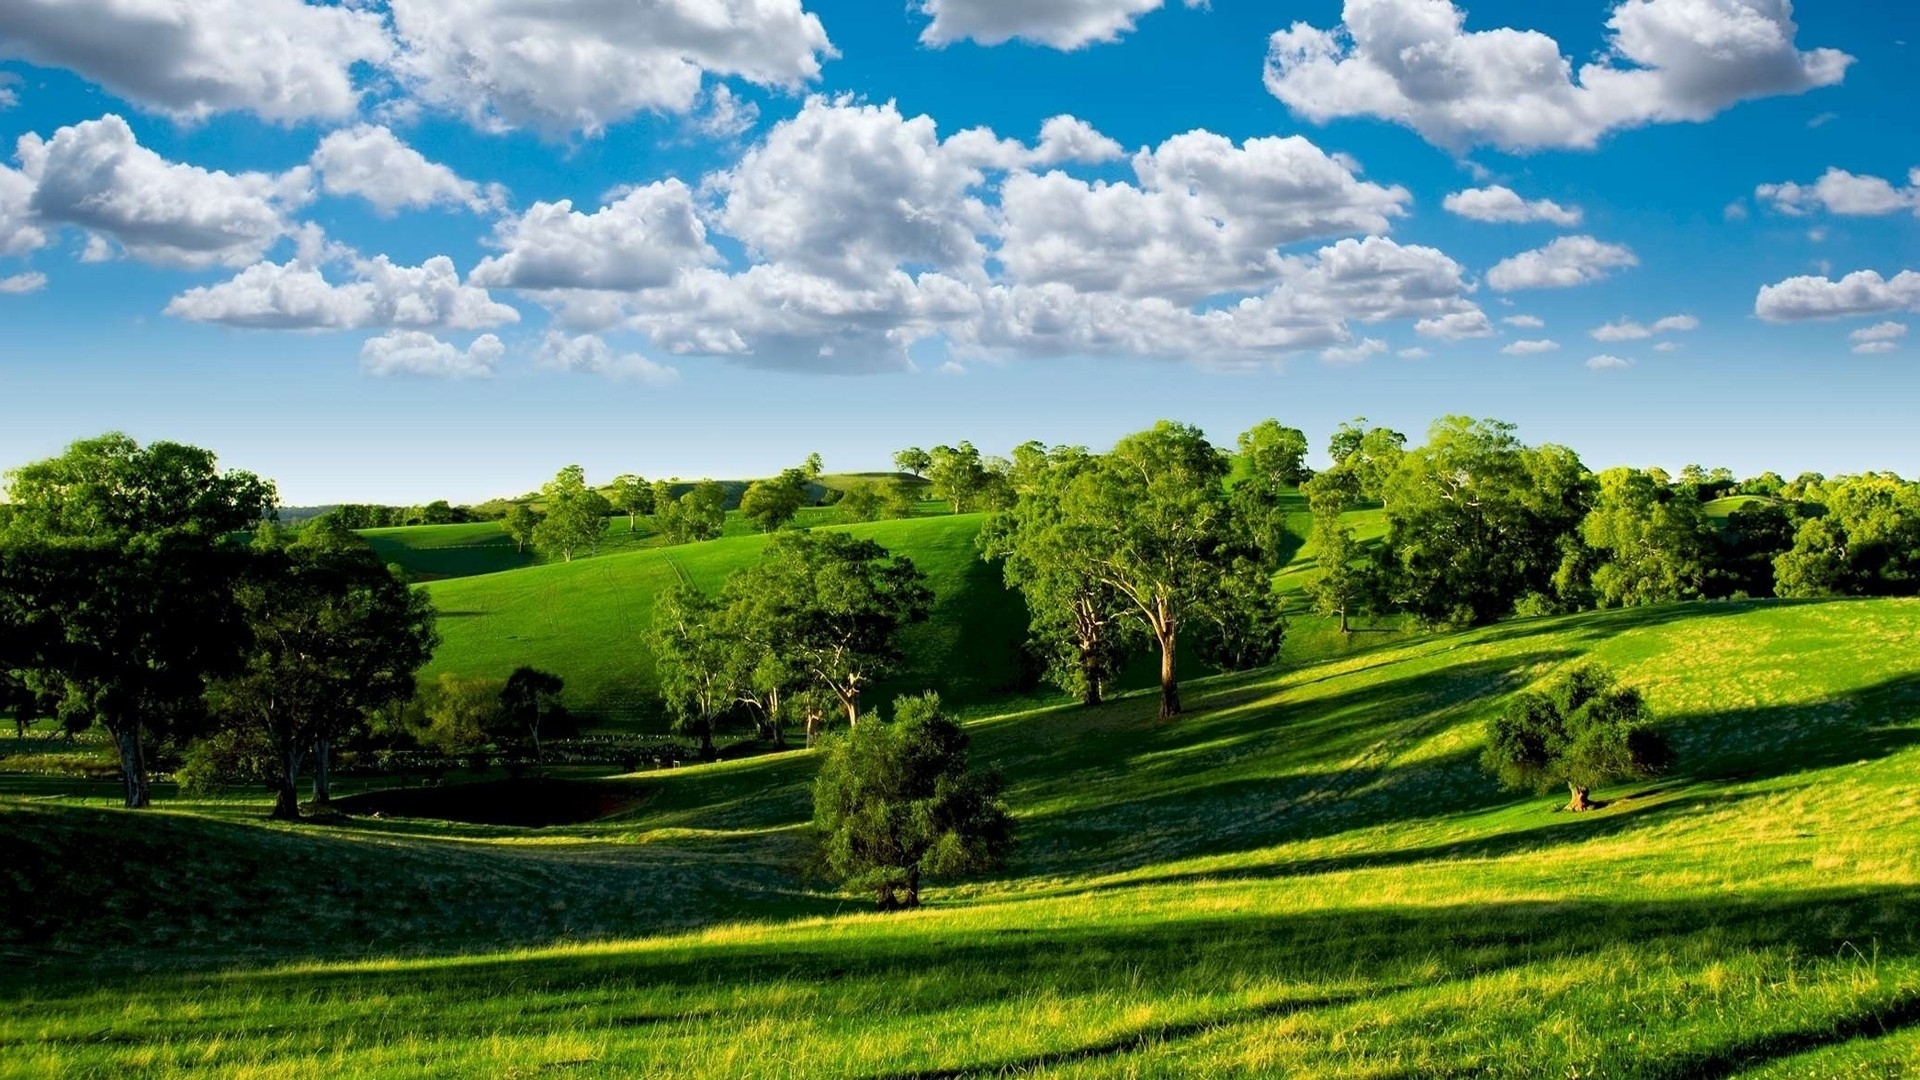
[5,594,1919,1076]
[420,514,1036,726]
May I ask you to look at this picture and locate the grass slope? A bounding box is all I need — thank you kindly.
[421,514,1032,727]
[5,597,1920,1076]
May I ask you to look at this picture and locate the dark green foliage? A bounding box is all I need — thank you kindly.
[1482,665,1673,810]
[658,481,727,544]
[648,585,731,760]
[740,460,821,533]
[495,667,573,763]
[1774,474,1920,597]
[1712,500,1800,598]
[811,693,1014,909]
[1230,420,1312,564]
[1575,467,1717,608]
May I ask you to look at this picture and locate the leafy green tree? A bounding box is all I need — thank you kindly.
[1327,419,1407,506]
[727,531,932,729]
[979,445,1139,706]
[409,674,503,758]
[1774,474,1920,597]
[837,481,886,523]
[217,531,438,817]
[1577,468,1717,608]
[0,434,274,807]
[882,480,921,519]
[658,481,726,544]
[927,442,990,513]
[608,475,654,533]
[1712,501,1799,598]
[1057,422,1250,718]
[812,693,1014,909]
[1301,469,1368,636]
[1374,418,1593,627]
[1482,665,1672,811]
[532,465,611,562]
[649,583,731,760]
[1231,420,1313,564]
[893,447,932,479]
[741,462,816,533]
[503,503,541,554]
[496,667,572,763]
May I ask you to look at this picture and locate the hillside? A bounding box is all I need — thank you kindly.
[5,597,1919,1076]
[420,513,1034,726]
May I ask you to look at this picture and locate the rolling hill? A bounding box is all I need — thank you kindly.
[5,596,1918,1076]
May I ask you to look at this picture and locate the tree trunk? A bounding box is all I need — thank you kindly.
[627,511,637,534]
[1079,647,1104,707]
[273,747,304,820]
[700,725,716,762]
[1567,783,1593,812]
[530,714,542,765]
[1157,630,1181,719]
[114,727,151,809]
[1338,605,1351,637]
[805,709,823,748]
[769,690,786,750]
[311,739,332,806]
[902,866,921,909]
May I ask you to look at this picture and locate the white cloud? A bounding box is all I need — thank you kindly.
[1850,321,1907,354]
[537,331,681,384]
[917,0,1201,50]
[0,164,46,257]
[1265,0,1851,152]
[166,254,519,330]
[0,73,18,111]
[471,181,719,292]
[0,271,46,294]
[1502,338,1560,354]
[1586,354,1634,370]
[360,330,502,379]
[18,114,308,268]
[1755,269,1920,322]
[1756,168,1920,217]
[1415,309,1494,340]
[1653,340,1681,352]
[386,0,834,136]
[1321,337,1389,365]
[0,0,391,123]
[1652,314,1698,333]
[1502,314,1544,329]
[1486,236,1637,291]
[1442,186,1582,226]
[1031,116,1125,166]
[1590,312,1698,339]
[997,130,1410,302]
[310,126,503,217]
[1398,346,1430,358]
[691,85,760,140]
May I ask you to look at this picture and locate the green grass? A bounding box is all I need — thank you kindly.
[420,514,1033,727]
[5,596,1920,1076]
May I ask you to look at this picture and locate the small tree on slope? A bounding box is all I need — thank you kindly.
[812,693,1014,910]
[1482,665,1673,812]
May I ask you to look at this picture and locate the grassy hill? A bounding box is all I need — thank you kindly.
[5,596,1919,1075]
[420,513,1034,726]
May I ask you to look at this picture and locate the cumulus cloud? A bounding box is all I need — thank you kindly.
[1502,338,1560,354]
[1849,321,1907,354]
[1503,314,1544,328]
[470,180,718,293]
[537,331,681,384]
[1755,269,1920,322]
[310,126,504,217]
[166,254,518,330]
[1321,337,1389,365]
[18,114,308,268]
[1486,236,1638,291]
[997,130,1410,302]
[1586,354,1634,370]
[0,0,391,123]
[386,0,834,136]
[1443,186,1582,226]
[0,271,46,294]
[691,85,760,140]
[0,165,46,258]
[1415,309,1494,340]
[1756,168,1920,217]
[1590,313,1695,341]
[917,0,1202,50]
[1265,0,1851,152]
[0,74,18,111]
[360,330,502,378]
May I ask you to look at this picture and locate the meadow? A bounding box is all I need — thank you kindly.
[4,590,1918,1077]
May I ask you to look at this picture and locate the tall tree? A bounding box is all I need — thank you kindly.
[496,667,571,764]
[979,444,1139,707]
[893,447,932,479]
[608,474,654,533]
[812,693,1014,909]
[532,465,611,562]
[1059,422,1245,718]
[726,531,932,729]
[1301,468,1368,636]
[1482,665,1672,812]
[1231,420,1313,565]
[658,481,726,544]
[927,442,990,514]
[503,503,541,554]
[0,434,274,808]
[1576,468,1716,608]
[1374,418,1593,627]
[740,462,816,533]
[1327,419,1407,507]
[649,583,732,760]
[217,531,438,818]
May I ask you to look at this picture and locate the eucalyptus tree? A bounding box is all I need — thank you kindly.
[0,434,274,807]
[1774,474,1920,597]
[1577,467,1717,608]
[608,474,654,533]
[503,503,540,554]
[649,583,731,761]
[893,447,931,479]
[532,465,612,562]
[658,481,726,544]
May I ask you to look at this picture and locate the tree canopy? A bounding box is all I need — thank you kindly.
[1482,665,1672,811]
[532,465,611,562]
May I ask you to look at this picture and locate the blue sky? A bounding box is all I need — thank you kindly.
[0,0,1915,504]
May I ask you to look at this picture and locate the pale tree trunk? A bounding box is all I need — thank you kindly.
[1158,634,1181,719]
[1567,784,1593,812]
[805,707,824,748]
[273,747,304,820]
[114,726,151,809]
[311,739,332,806]
[768,688,786,749]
